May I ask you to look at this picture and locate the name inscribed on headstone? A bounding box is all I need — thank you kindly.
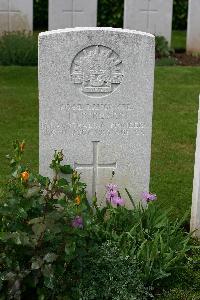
[42,102,145,138]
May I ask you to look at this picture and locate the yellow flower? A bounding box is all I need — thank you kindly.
[72,171,78,178]
[21,171,29,182]
[20,142,25,152]
[75,195,81,205]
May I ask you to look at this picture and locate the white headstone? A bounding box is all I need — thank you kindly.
[48,0,97,30]
[124,0,173,45]
[187,0,200,53]
[191,96,200,238]
[39,28,155,206]
[0,0,33,33]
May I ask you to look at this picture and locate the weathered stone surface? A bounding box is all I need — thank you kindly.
[187,0,200,53]
[191,96,200,238]
[48,0,97,30]
[0,0,33,33]
[124,0,173,45]
[39,28,155,206]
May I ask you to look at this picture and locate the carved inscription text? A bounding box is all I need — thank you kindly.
[41,102,146,137]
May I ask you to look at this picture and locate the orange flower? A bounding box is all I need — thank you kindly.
[21,171,29,182]
[75,195,81,205]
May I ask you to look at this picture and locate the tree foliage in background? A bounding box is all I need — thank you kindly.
[34,0,48,30]
[33,0,188,31]
[173,0,188,30]
[97,0,123,27]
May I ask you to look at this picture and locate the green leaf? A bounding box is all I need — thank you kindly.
[65,241,76,257]
[44,253,58,263]
[4,272,16,281]
[37,175,50,187]
[57,178,68,187]
[29,217,44,225]
[44,276,54,289]
[16,232,30,246]
[12,232,22,245]
[10,159,16,167]
[16,207,28,219]
[12,169,19,178]
[31,258,43,270]
[25,186,40,198]
[60,165,73,175]
[32,223,46,237]
[125,188,136,208]
[42,264,54,289]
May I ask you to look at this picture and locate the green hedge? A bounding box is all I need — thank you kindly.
[0,32,38,66]
[33,0,188,31]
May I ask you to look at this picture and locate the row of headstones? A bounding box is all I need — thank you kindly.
[0,0,199,52]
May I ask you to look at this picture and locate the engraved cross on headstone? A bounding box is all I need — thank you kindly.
[63,0,83,27]
[140,0,158,32]
[0,0,20,31]
[74,141,117,196]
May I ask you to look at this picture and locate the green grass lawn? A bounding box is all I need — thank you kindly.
[151,67,200,220]
[0,67,38,177]
[171,30,186,51]
[0,66,200,299]
[0,66,200,221]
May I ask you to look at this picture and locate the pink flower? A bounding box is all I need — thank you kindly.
[106,183,118,202]
[72,216,83,228]
[142,192,157,202]
[111,196,125,206]
[106,184,118,191]
[106,183,125,206]
[106,189,118,201]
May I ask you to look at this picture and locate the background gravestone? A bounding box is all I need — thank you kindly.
[48,0,97,30]
[124,0,173,45]
[187,0,200,53]
[39,28,155,205]
[191,96,200,238]
[0,0,33,33]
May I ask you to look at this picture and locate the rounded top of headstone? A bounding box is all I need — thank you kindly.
[39,27,155,39]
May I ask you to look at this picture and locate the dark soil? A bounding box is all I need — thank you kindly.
[174,53,200,66]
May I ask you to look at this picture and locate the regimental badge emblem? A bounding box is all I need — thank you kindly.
[70,45,123,97]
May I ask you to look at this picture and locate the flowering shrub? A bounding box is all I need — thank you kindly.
[0,141,192,299]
